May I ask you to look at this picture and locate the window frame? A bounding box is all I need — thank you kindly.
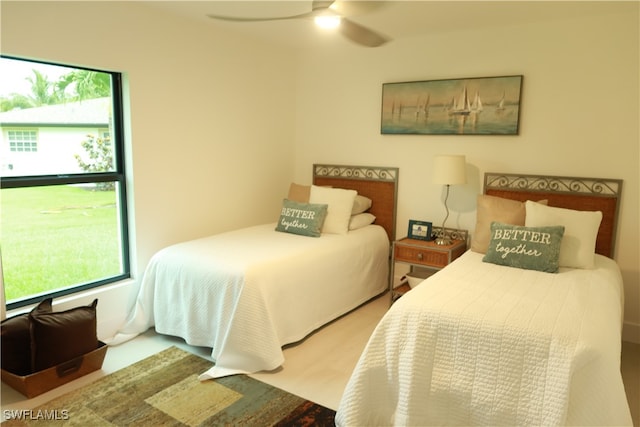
[1,58,130,310]
[7,129,38,152]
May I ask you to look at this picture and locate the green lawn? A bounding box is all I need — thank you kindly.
[1,185,122,302]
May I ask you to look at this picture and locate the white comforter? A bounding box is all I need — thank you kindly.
[337,251,632,426]
[115,223,388,378]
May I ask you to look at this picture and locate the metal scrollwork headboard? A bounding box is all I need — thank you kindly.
[313,164,399,241]
[484,173,622,258]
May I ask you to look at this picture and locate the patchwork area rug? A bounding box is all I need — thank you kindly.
[4,346,336,426]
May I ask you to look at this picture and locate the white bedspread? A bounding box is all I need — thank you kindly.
[337,251,632,426]
[115,223,388,378]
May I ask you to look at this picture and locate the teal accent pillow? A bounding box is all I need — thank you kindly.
[483,222,565,273]
[275,199,328,237]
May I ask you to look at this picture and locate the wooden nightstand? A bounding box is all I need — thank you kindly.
[390,228,468,304]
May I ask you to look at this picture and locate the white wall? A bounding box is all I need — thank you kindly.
[2,2,639,343]
[1,1,298,338]
[292,4,640,341]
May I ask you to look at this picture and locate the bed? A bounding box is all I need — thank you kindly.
[336,173,632,426]
[114,164,398,379]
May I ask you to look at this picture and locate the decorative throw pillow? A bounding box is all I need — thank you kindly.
[309,185,357,234]
[287,183,310,203]
[483,222,565,273]
[471,195,548,254]
[525,201,602,269]
[275,199,328,237]
[349,213,376,230]
[30,299,98,372]
[0,298,52,375]
[351,195,372,215]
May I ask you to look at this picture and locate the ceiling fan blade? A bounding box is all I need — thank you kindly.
[331,1,386,17]
[311,0,335,11]
[340,17,390,47]
[208,10,315,23]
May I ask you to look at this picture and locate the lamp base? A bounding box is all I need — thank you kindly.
[435,236,452,246]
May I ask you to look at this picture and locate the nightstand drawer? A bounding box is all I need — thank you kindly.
[395,245,450,268]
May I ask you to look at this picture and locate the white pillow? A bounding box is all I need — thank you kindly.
[524,201,602,269]
[352,195,372,215]
[349,213,376,230]
[309,185,357,234]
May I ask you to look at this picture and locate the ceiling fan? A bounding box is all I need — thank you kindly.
[207,1,390,48]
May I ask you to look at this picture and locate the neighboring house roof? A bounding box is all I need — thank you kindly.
[0,97,110,127]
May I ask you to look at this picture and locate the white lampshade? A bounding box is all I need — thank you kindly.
[433,155,467,185]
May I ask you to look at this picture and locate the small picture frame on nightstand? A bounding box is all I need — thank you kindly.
[408,220,433,241]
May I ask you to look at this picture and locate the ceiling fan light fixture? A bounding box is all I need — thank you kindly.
[314,15,341,29]
[207,0,390,48]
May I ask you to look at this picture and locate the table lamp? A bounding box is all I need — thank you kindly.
[433,155,466,245]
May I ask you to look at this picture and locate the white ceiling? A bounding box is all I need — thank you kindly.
[142,1,618,49]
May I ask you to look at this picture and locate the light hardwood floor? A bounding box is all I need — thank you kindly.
[2,294,639,426]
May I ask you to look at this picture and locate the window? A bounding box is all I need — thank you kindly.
[0,56,130,309]
[8,130,38,152]
[99,129,110,144]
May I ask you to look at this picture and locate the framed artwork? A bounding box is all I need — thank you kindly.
[381,75,523,135]
[408,220,433,241]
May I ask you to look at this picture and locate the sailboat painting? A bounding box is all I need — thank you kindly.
[381,75,522,135]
